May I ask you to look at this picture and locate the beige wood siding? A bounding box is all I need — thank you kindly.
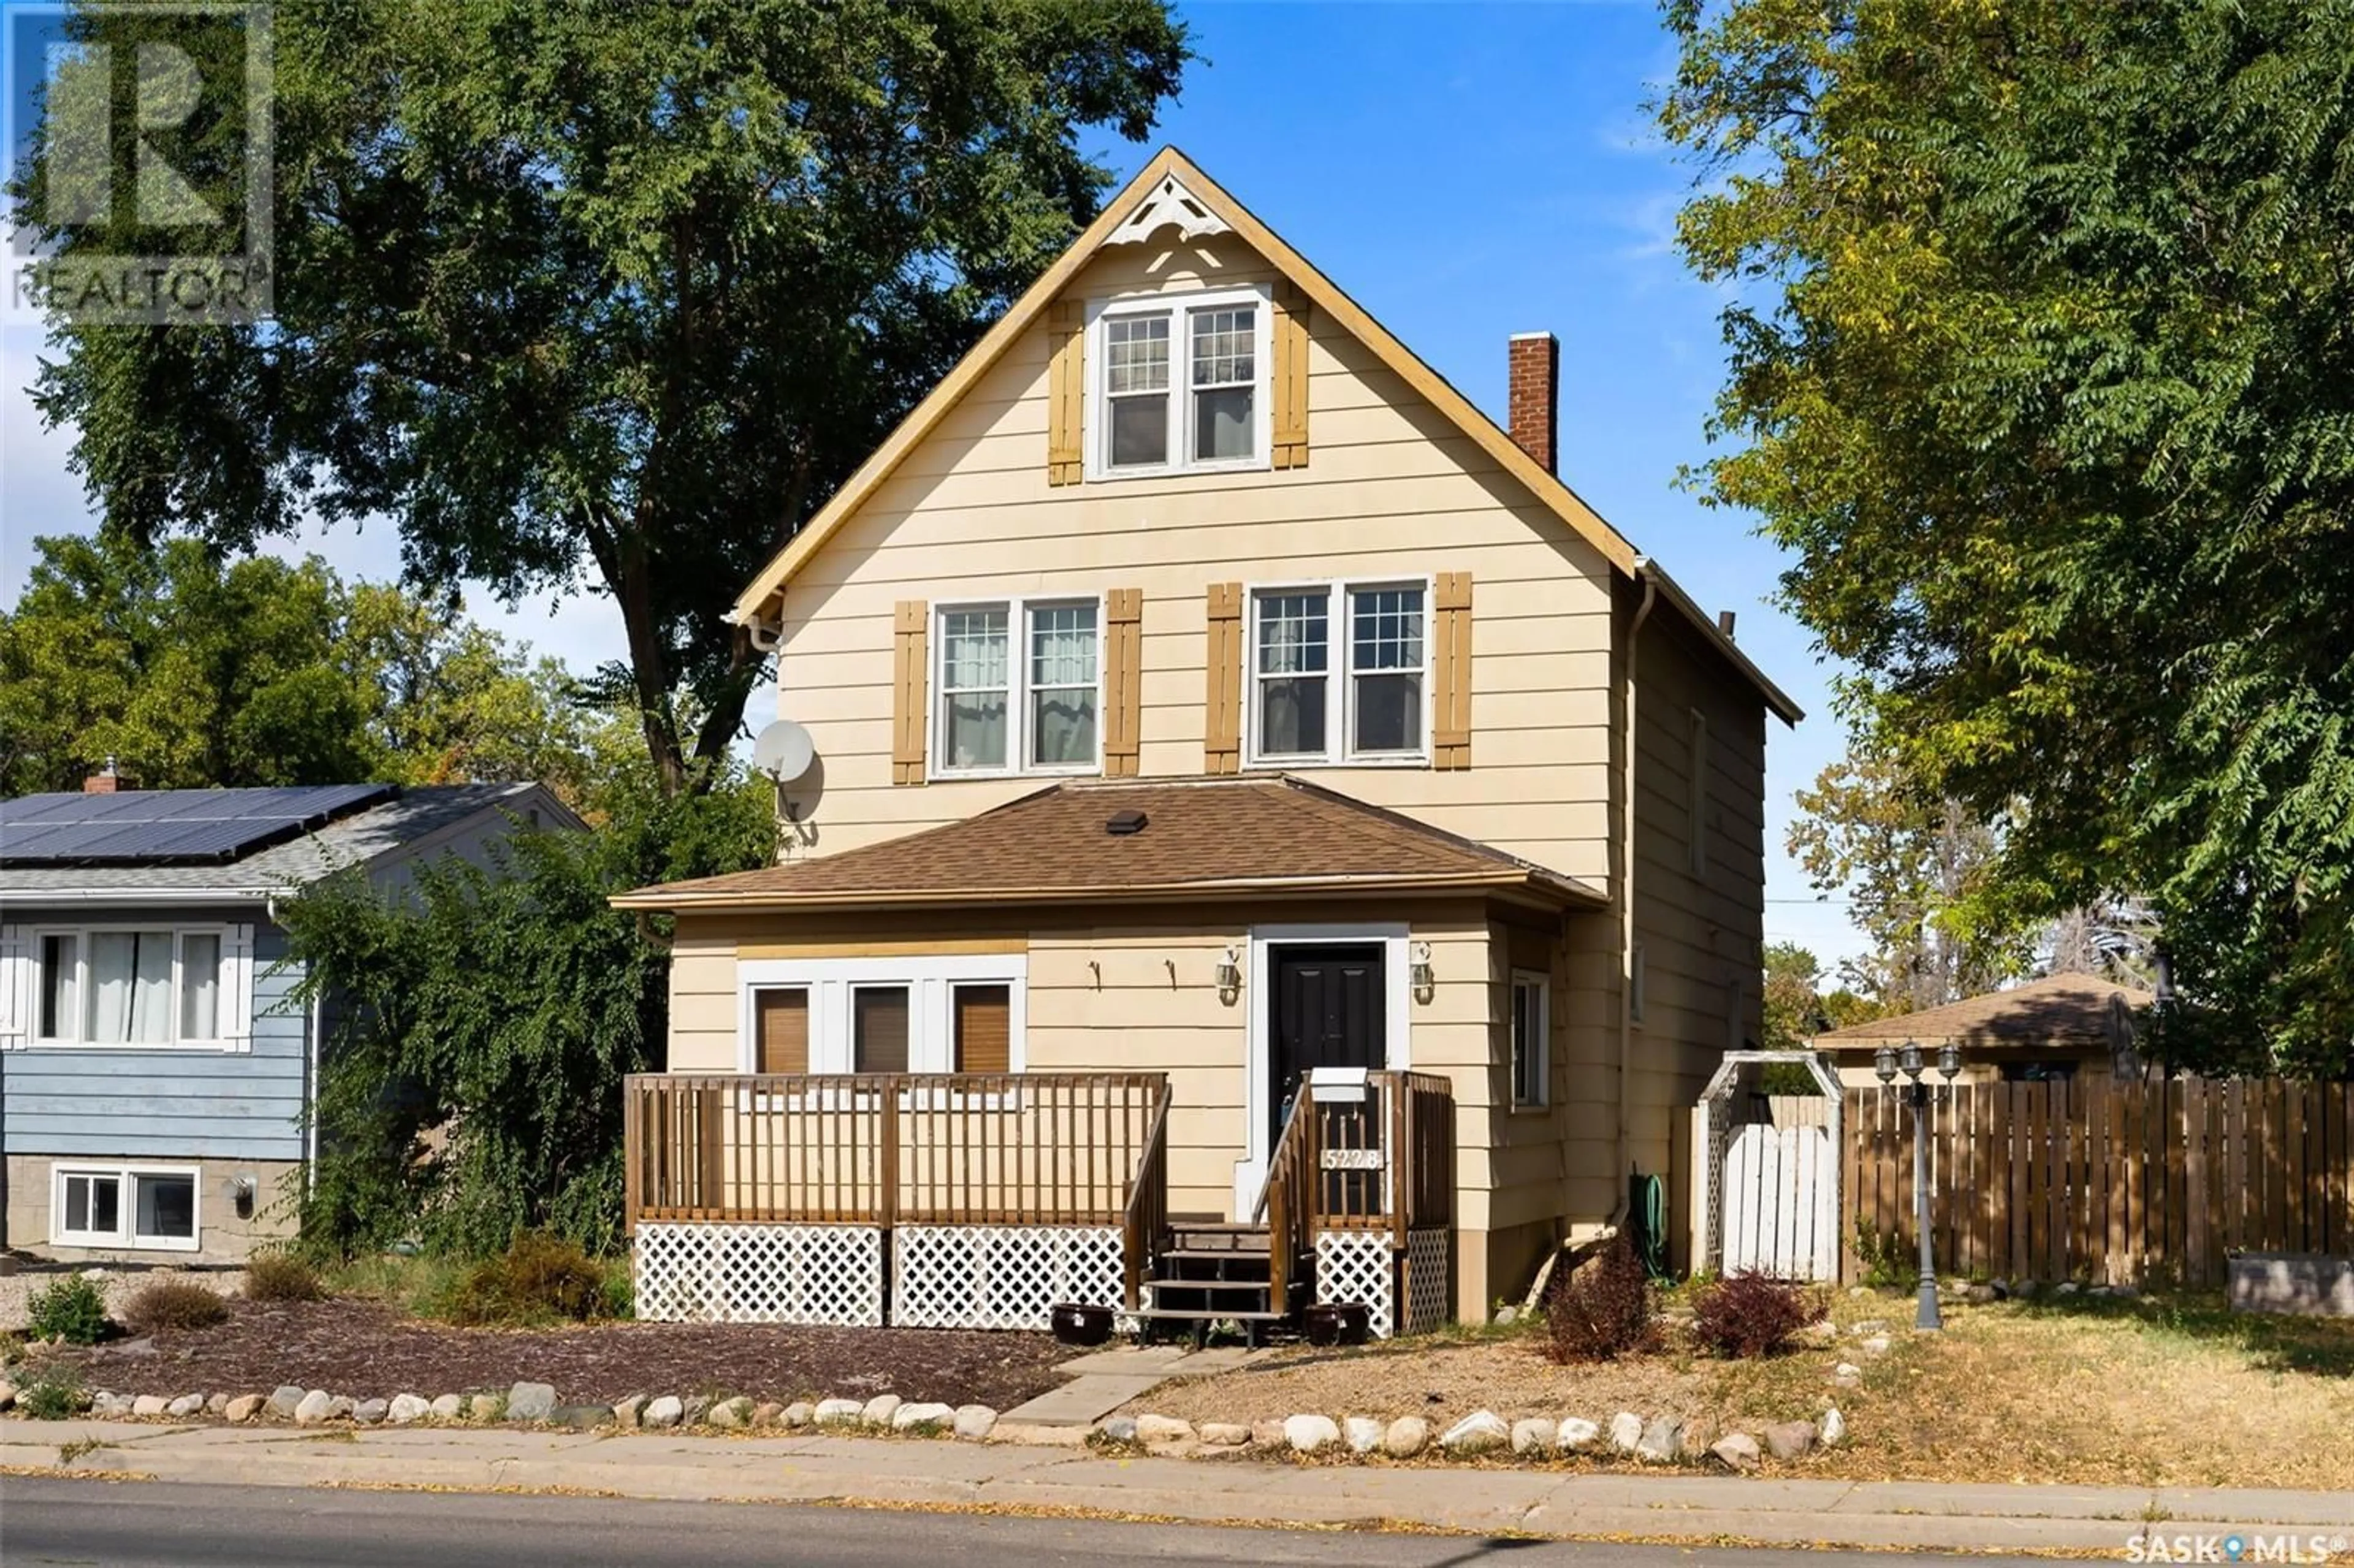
[1626,600,1771,1190]
[661,898,1562,1317]
[769,235,1618,887]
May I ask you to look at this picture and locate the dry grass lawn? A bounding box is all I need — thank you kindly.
[1124,1287,2354,1491]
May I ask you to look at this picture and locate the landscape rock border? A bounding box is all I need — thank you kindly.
[10,1372,1849,1473]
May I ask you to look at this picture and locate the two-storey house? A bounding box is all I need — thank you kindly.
[614,150,1800,1338]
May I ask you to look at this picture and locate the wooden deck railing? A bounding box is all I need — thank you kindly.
[1121,1084,1174,1312]
[623,1073,1169,1229]
[1259,1070,1458,1298]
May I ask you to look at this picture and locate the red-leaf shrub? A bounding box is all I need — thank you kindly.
[1543,1233,1655,1362]
[1688,1269,1825,1358]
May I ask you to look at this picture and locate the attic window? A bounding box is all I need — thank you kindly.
[1105,809,1149,837]
[1089,284,1271,478]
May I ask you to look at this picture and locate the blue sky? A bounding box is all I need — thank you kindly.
[0,0,1863,969]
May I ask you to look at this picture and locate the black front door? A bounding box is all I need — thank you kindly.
[1269,943,1387,1151]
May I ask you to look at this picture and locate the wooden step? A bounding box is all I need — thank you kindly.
[1155,1249,1279,1264]
[1128,1306,1290,1322]
[1143,1276,1273,1295]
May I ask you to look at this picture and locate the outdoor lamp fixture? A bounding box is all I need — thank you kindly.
[1409,942,1436,1004]
[1878,1038,1960,1331]
[1215,946,1242,1006]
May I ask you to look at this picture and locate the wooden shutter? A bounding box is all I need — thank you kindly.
[1433,571,1474,770]
[1103,588,1143,777]
[892,601,928,785]
[755,988,809,1075]
[1047,300,1086,485]
[1204,582,1244,774]
[953,984,1011,1075]
[1271,281,1311,470]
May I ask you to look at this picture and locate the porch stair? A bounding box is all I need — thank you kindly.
[1131,1222,1308,1345]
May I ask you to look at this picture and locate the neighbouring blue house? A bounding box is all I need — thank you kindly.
[0,777,582,1262]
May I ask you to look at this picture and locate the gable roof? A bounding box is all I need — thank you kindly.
[0,783,579,900]
[729,147,1800,726]
[1811,971,2155,1054]
[613,774,1607,913]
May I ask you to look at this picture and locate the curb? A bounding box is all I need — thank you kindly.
[6,1423,2347,1555]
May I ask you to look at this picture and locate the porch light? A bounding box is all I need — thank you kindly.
[1409,941,1434,1003]
[1873,1044,1898,1084]
[1216,945,1241,1005]
[1937,1041,1962,1081]
[1898,1040,1923,1079]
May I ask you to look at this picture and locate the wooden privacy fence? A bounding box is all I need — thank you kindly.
[1843,1078,2354,1287]
[623,1072,1170,1228]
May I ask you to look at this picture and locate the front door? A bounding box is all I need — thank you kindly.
[1268,943,1387,1154]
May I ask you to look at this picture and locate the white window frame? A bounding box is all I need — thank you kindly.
[23,923,245,1052]
[1084,283,1273,481]
[734,955,1029,1078]
[928,593,1107,780]
[1509,969,1550,1110]
[1243,577,1435,768]
[50,1162,202,1252]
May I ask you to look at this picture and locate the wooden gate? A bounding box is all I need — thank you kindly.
[1721,1120,1840,1280]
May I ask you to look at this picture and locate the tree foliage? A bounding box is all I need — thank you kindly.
[0,532,585,796]
[20,0,1189,794]
[1661,0,2354,1070]
[281,763,774,1260]
[1761,941,1885,1049]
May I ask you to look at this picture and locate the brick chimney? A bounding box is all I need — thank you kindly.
[83,756,123,794]
[1507,331,1558,474]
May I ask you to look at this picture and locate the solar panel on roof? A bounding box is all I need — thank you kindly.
[0,783,400,866]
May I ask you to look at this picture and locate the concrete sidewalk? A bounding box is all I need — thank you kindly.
[3,1420,2346,1553]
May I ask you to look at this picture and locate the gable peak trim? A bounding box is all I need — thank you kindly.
[1102,172,1232,248]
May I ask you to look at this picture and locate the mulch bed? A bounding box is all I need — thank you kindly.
[37,1298,1068,1410]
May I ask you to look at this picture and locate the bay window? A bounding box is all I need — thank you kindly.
[934,597,1100,776]
[1091,286,1270,476]
[1247,580,1430,766]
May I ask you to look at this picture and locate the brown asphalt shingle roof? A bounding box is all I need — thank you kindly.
[1811,971,2154,1053]
[614,776,1605,911]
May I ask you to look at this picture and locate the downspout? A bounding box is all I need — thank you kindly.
[1616,563,1659,1223]
[267,892,319,1196]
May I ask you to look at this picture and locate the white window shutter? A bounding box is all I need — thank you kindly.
[221,923,256,1054]
[0,925,25,1049]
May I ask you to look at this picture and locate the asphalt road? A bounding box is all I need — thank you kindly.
[0,1477,2027,1567]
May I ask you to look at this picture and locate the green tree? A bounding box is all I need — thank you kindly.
[1659,0,2354,1068]
[1761,942,1823,1050]
[0,532,584,795]
[283,759,775,1258]
[1786,745,2028,1012]
[20,0,1188,796]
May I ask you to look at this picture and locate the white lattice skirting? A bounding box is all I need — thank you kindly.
[633,1222,885,1326]
[1315,1230,1397,1338]
[892,1225,1125,1331]
[1314,1228,1453,1338]
[1403,1227,1450,1335]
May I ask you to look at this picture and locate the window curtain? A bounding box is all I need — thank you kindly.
[940,611,1008,767]
[88,932,173,1045]
[180,933,220,1040]
[1029,606,1099,764]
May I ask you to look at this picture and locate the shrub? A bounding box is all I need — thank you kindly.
[1853,1218,1910,1290]
[1688,1269,1826,1358]
[15,1364,87,1420]
[120,1277,230,1334]
[1542,1233,1655,1363]
[440,1231,609,1326]
[243,1252,328,1303]
[26,1275,108,1345]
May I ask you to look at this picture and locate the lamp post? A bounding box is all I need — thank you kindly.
[1875,1038,1964,1330]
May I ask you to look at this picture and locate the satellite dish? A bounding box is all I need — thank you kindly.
[751,719,817,786]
